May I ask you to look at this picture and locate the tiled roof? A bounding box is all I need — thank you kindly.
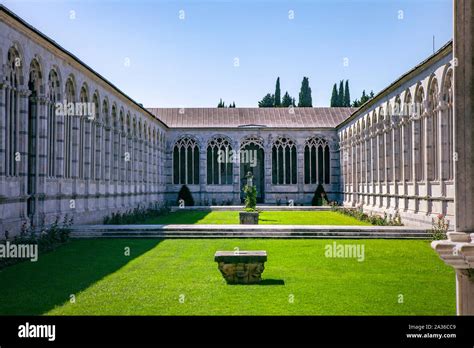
[146,107,357,128]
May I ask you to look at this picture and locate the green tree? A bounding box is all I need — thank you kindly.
[281,91,294,107]
[344,80,351,107]
[258,93,275,107]
[274,77,281,107]
[330,84,338,107]
[352,90,375,107]
[217,98,225,108]
[338,81,344,107]
[298,77,312,107]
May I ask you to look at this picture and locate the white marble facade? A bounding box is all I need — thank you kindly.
[339,43,454,227]
[0,6,455,234]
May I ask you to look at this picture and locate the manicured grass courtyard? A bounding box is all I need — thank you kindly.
[140,210,372,225]
[0,239,455,315]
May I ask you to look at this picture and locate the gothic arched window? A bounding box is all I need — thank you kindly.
[91,92,100,180]
[173,137,199,185]
[414,86,425,181]
[443,69,454,180]
[428,78,439,181]
[272,136,297,185]
[47,69,60,177]
[207,137,233,185]
[403,91,412,182]
[304,137,330,184]
[5,46,22,177]
[64,76,75,179]
[78,85,88,179]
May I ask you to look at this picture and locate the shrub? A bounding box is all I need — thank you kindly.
[0,215,73,270]
[332,206,404,226]
[311,184,329,206]
[103,202,169,225]
[243,185,257,211]
[177,185,194,207]
[431,214,449,240]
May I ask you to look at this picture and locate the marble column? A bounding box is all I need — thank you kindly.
[432,0,474,315]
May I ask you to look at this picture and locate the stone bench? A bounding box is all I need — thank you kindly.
[214,251,267,284]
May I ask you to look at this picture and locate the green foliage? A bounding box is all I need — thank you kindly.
[178,184,195,207]
[338,80,344,107]
[0,215,73,269]
[331,205,404,226]
[344,80,351,107]
[330,84,338,107]
[274,77,281,107]
[431,214,450,240]
[352,89,375,107]
[258,93,275,107]
[103,203,170,225]
[281,91,295,107]
[330,80,352,107]
[217,98,225,107]
[298,77,312,107]
[243,185,257,211]
[311,183,329,206]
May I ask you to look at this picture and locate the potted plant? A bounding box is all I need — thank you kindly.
[239,172,259,224]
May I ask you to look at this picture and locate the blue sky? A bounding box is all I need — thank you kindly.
[3,0,452,107]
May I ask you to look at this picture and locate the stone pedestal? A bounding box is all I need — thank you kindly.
[239,211,259,224]
[432,0,474,316]
[432,232,474,314]
[214,251,267,284]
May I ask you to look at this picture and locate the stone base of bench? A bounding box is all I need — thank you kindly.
[214,251,267,284]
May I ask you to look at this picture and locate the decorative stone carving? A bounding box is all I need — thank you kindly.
[432,232,474,314]
[214,251,267,284]
[432,232,474,271]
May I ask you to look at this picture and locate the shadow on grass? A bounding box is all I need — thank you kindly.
[260,279,285,286]
[0,239,162,315]
[258,218,278,223]
[227,279,285,286]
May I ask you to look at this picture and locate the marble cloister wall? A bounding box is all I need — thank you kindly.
[337,43,454,227]
[164,128,341,206]
[0,12,167,234]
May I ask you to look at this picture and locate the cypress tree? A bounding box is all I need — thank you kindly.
[330,84,338,107]
[274,77,281,107]
[344,80,351,107]
[298,77,312,107]
[338,80,344,107]
[281,91,293,107]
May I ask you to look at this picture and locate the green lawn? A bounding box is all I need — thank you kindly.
[140,210,372,225]
[0,239,455,315]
